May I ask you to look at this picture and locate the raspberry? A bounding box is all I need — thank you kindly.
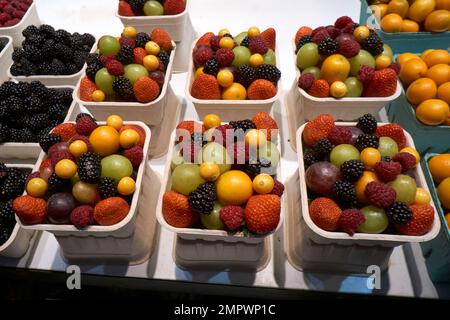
[338,208,365,236]
[312,29,330,44]
[100,55,116,66]
[75,113,97,136]
[123,145,144,167]
[326,26,341,39]
[219,206,243,231]
[270,179,285,197]
[358,65,375,84]
[105,59,124,76]
[392,152,416,172]
[195,32,214,48]
[337,39,360,58]
[327,126,352,145]
[119,36,135,48]
[298,73,315,91]
[374,160,402,182]
[193,45,213,67]
[249,36,269,55]
[70,205,94,229]
[365,181,396,208]
[335,16,353,29]
[215,48,234,67]
[342,22,357,34]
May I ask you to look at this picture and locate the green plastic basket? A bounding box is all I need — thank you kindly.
[420,154,450,283]
[359,0,450,53]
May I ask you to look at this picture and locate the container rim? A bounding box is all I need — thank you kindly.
[0,35,12,60]
[115,0,189,20]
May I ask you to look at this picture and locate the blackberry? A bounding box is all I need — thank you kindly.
[38,62,52,74]
[15,82,30,98]
[332,180,357,207]
[235,65,257,88]
[26,34,46,47]
[30,81,49,99]
[229,119,256,132]
[0,163,6,179]
[240,36,250,47]
[362,30,384,56]
[222,33,233,38]
[244,157,271,178]
[70,33,84,49]
[9,129,21,142]
[98,177,117,199]
[73,50,88,68]
[41,39,56,59]
[295,35,313,53]
[19,58,38,76]
[113,76,134,98]
[303,150,319,169]
[39,133,61,153]
[25,95,45,113]
[7,96,24,116]
[116,45,134,65]
[0,201,15,227]
[9,64,23,76]
[188,182,216,215]
[386,202,413,225]
[0,226,13,246]
[23,44,43,63]
[50,58,66,75]
[39,24,56,38]
[48,104,67,121]
[29,113,50,132]
[0,177,24,201]
[135,32,150,48]
[59,88,73,106]
[340,160,364,182]
[48,173,69,192]
[318,37,338,56]
[0,124,9,143]
[356,113,377,134]
[256,64,281,83]
[19,128,36,142]
[86,53,101,66]
[22,25,39,38]
[0,102,6,118]
[203,59,220,76]
[129,0,146,14]
[0,81,17,98]
[313,138,334,159]
[157,51,170,68]
[54,29,72,45]
[77,152,101,184]
[65,63,79,75]
[355,133,379,151]
[12,48,25,63]
[86,62,102,81]
[81,33,95,47]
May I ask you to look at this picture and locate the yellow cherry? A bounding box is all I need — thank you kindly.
[69,140,88,158]
[118,177,136,196]
[119,129,140,148]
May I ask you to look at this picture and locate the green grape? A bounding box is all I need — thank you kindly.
[296,43,319,70]
[358,206,389,234]
[171,164,205,196]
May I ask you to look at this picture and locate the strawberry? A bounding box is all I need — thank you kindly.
[13,195,47,225]
[363,68,397,97]
[295,26,313,44]
[252,112,278,140]
[52,123,77,142]
[79,76,97,102]
[396,204,434,236]
[260,28,276,50]
[190,74,221,100]
[195,32,215,48]
[303,114,335,147]
[163,0,186,15]
[309,197,342,231]
[163,191,199,228]
[308,79,330,97]
[150,28,173,52]
[133,47,147,65]
[94,197,130,226]
[133,76,160,102]
[375,123,407,149]
[244,195,281,234]
[39,158,52,171]
[247,79,277,100]
[118,0,134,16]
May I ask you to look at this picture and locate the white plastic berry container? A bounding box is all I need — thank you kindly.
[0,36,13,83]
[284,122,441,273]
[0,85,79,161]
[156,124,284,245]
[186,40,281,121]
[73,42,176,126]
[0,164,35,258]
[116,0,190,42]
[0,2,40,47]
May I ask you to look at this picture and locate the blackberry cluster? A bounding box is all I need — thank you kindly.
[386,202,413,225]
[229,120,256,132]
[362,30,384,56]
[355,133,379,151]
[356,114,377,134]
[318,38,338,56]
[203,59,220,76]
[0,37,8,54]
[113,76,134,99]
[303,150,319,169]
[135,32,151,48]
[235,65,257,88]
[0,201,15,227]
[157,51,170,68]
[77,152,101,184]
[340,160,364,182]
[313,138,334,159]
[295,35,313,53]
[85,54,102,82]
[98,177,117,199]
[240,37,250,47]
[256,65,281,83]
[332,180,357,207]
[0,81,72,143]
[47,173,68,192]
[116,45,134,65]
[188,182,216,215]
[129,0,147,14]
[11,25,95,76]
[244,157,271,178]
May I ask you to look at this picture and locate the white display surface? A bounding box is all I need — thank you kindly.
[0,0,449,299]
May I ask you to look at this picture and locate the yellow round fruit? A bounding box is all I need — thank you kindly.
[249,53,264,67]
[426,64,450,87]
[123,26,137,38]
[414,187,431,204]
[218,28,230,36]
[195,67,204,77]
[406,77,437,106]
[375,55,392,69]
[245,129,267,148]
[106,115,123,130]
[320,54,351,84]
[330,81,347,98]
[387,0,409,18]
[248,26,261,37]
[408,0,436,23]
[118,177,136,196]
[356,171,379,203]
[203,114,221,129]
[145,41,160,55]
[69,140,88,158]
[216,170,253,205]
[380,13,403,32]
[429,153,450,183]
[400,147,420,164]
[401,19,420,32]
[437,177,450,209]
[26,178,48,197]
[422,49,450,67]
[361,147,382,169]
[437,82,450,104]
[397,52,420,66]
[252,174,274,194]
[219,37,234,49]
[199,162,221,181]
[92,90,106,102]
[416,98,450,125]
[119,129,140,148]
[353,26,370,42]
[222,82,246,100]
[422,49,435,59]
[424,9,450,32]
[55,159,78,179]
[217,69,234,87]
[89,126,120,156]
[143,55,159,71]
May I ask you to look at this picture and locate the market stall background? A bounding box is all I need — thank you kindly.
[0,0,449,299]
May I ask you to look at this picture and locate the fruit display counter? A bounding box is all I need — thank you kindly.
[0,0,449,301]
